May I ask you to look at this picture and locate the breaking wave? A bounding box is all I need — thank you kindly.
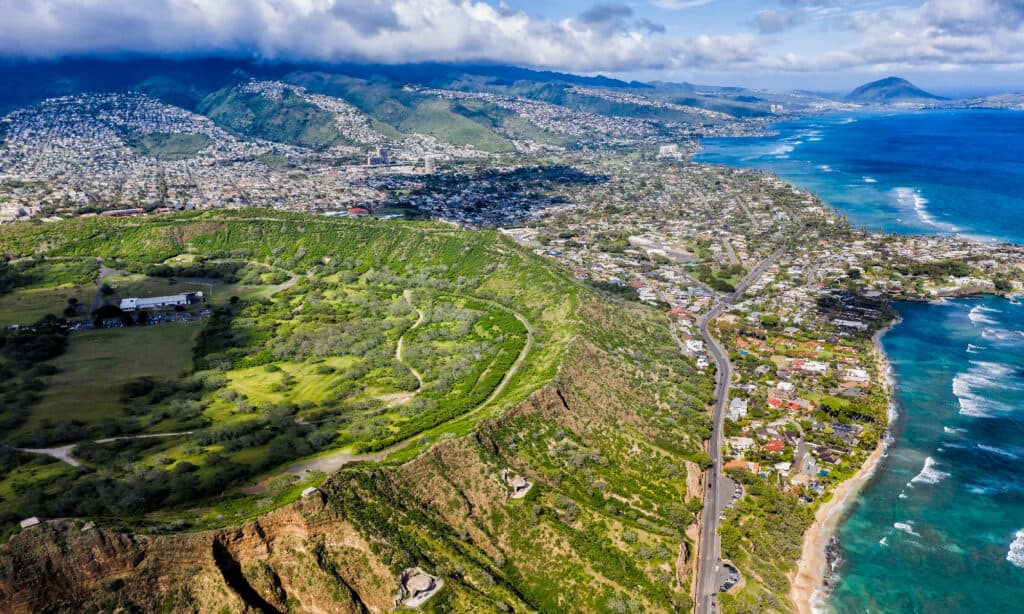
[969,305,1000,326]
[1008,530,1024,568]
[893,187,958,232]
[910,457,949,485]
[977,444,1019,460]
[894,522,921,538]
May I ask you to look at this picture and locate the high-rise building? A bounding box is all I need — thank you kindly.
[367,146,389,166]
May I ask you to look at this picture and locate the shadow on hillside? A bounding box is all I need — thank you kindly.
[373,164,610,224]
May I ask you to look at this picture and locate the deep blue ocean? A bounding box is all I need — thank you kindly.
[697,110,1024,611]
[696,110,1024,243]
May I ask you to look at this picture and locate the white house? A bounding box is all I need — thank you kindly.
[801,360,828,374]
[728,397,749,421]
[843,368,871,384]
[729,437,755,453]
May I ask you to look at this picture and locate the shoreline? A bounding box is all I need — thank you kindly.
[789,318,899,614]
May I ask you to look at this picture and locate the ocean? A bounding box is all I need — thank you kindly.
[696,110,1024,243]
[827,297,1024,612]
[697,110,1024,611]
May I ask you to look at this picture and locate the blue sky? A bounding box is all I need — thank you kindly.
[2,0,1023,93]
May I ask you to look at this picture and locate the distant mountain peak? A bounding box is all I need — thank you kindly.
[846,76,946,104]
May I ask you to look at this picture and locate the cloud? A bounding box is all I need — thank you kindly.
[0,0,1021,77]
[0,0,699,71]
[649,0,716,9]
[753,9,801,34]
[756,0,1024,72]
[679,33,760,68]
[577,3,635,35]
[636,18,667,34]
[579,4,633,25]
[0,0,770,73]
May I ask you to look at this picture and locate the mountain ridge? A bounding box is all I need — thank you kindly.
[845,76,947,103]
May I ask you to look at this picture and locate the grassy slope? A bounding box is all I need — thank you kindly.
[285,72,521,152]
[0,211,714,612]
[197,87,353,150]
[21,325,201,433]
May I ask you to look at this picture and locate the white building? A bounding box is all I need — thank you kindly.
[728,397,749,421]
[119,292,199,312]
[801,360,828,374]
[844,368,871,384]
[729,437,755,453]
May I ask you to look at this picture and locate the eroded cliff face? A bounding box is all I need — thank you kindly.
[0,496,395,613]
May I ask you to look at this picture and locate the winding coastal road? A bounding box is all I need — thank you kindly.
[694,250,781,614]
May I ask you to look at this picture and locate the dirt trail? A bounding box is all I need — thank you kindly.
[245,301,534,494]
[13,431,194,467]
[391,289,426,400]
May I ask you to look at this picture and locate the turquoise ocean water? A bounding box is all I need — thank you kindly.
[697,111,1024,611]
[829,297,1024,612]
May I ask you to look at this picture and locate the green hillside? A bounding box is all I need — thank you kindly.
[0,211,713,611]
[197,87,354,150]
[286,72,528,152]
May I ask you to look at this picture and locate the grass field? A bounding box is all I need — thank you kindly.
[16,324,201,434]
[225,357,360,406]
[0,285,94,326]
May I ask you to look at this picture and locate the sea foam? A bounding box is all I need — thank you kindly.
[1008,530,1024,568]
[893,187,959,232]
[894,522,921,538]
[910,457,949,485]
[969,305,1000,326]
[977,444,1019,460]
[952,372,990,417]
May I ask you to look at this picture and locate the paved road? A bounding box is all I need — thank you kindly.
[694,250,781,614]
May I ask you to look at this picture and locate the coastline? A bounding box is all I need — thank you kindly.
[789,318,900,614]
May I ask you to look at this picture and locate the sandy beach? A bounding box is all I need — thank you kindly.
[789,320,899,613]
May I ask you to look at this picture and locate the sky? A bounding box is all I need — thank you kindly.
[1,0,1024,93]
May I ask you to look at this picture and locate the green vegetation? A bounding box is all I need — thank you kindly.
[0,210,716,612]
[718,469,814,614]
[198,87,353,150]
[12,324,202,442]
[0,212,570,525]
[903,259,975,278]
[285,72,529,153]
[123,132,214,160]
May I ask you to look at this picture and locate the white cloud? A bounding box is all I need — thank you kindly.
[0,0,689,71]
[0,0,1021,76]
